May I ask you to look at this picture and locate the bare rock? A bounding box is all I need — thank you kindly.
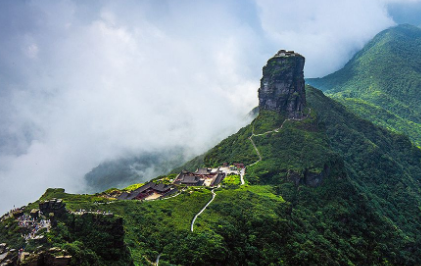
[258,50,306,119]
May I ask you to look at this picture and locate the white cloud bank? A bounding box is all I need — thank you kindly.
[255,0,396,77]
[0,0,412,213]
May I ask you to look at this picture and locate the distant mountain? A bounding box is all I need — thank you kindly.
[84,149,187,192]
[307,24,421,147]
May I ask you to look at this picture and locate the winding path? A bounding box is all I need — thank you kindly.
[155,188,217,264]
[155,253,161,266]
[248,137,262,167]
[247,108,311,168]
[155,111,311,265]
[148,188,185,202]
[248,119,287,167]
[190,188,217,232]
[155,118,292,263]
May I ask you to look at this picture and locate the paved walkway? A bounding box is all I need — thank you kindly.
[148,189,184,202]
[155,253,161,266]
[190,188,217,232]
[239,168,245,185]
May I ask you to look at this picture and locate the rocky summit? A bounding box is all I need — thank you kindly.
[258,50,306,119]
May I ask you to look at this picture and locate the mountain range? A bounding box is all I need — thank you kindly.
[1,24,421,266]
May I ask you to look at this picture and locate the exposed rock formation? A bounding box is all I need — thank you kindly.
[258,50,306,119]
[39,198,66,216]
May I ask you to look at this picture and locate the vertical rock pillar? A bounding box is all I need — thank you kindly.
[258,50,306,119]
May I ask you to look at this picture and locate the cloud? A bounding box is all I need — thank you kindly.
[254,0,396,77]
[386,0,421,26]
[0,0,263,213]
[0,0,412,214]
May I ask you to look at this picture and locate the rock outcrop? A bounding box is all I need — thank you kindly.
[258,50,306,119]
[39,198,66,216]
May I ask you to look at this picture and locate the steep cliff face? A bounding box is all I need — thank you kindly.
[258,50,306,119]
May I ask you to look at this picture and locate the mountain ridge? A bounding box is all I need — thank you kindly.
[307,24,421,146]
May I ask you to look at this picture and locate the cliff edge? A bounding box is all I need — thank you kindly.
[258,50,306,119]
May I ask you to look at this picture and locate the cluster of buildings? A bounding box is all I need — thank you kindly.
[275,49,299,57]
[118,182,178,201]
[18,214,51,241]
[174,168,225,186]
[117,164,244,201]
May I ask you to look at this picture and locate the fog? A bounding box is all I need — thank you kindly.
[0,0,417,214]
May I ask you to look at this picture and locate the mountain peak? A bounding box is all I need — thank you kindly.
[258,50,306,119]
[387,23,421,34]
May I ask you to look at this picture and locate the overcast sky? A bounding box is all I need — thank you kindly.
[0,0,420,214]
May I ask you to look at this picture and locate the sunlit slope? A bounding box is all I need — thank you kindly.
[307,24,421,146]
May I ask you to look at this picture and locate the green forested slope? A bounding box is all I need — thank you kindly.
[3,86,421,265]
[307,24,421,146]
[307,86,421,242]
[172,86,421,265]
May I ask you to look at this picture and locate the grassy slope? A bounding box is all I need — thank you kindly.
[203,107,344,186]
[204,124,258,167]
[307,24,421,147]
[247,109,343,185]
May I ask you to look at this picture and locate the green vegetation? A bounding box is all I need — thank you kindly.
[222,174,241,186]
[307,24,421,147]
[4,25,421,265]
[247,109,343,185]
[122,183,145,191]
[46,213,133,266]
[203,105,343,186]
[22,187,213,265]
[252,110,285,134]
[0,217,26,249]
[37,188,114,211]
[204,125,258,167]
[171,86,421,265]
[307,86,421,247]
[4,86,421,264]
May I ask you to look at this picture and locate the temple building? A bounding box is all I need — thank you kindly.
[118,182,178,201]
[173,168,226,187]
